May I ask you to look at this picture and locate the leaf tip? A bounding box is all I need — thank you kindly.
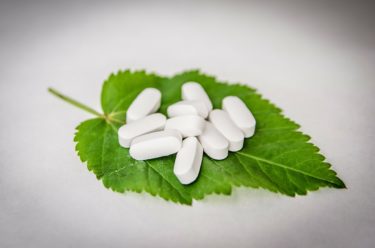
[334,178,347,189]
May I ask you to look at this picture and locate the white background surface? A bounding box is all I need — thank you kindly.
[1,0,374,247]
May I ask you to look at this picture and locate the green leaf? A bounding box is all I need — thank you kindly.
[65,69,345,205]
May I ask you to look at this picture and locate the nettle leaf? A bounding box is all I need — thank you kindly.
[72,70,345,205]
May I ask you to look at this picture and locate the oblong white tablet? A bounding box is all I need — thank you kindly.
[165,115,206,137]
[174,137,203,184]
[198,122,229,160]
[167,100,209,118]
[182,82,213,111]
[118,113,167,148]
[126,88,161,123]
[129,130,182,160]
[222,96,256,138]
[209,109,244,152]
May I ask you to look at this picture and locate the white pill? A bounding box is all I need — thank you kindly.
[129,130,182,160]
[222,96,256,138]
[167,100,209,118]
[118,113,167,148]
[198,122,229,160]
[165,115,206,137]
[174,137,203,184]
[182,82,213,111]
[209,109,244,152]
[126,88,161,123]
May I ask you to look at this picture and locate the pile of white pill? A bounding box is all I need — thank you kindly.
[118,82,256,185]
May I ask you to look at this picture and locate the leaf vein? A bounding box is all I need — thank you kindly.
[237,152,338,185]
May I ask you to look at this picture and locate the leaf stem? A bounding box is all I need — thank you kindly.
[48,87,103,117]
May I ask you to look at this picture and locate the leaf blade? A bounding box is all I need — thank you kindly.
[73,69,345,205]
